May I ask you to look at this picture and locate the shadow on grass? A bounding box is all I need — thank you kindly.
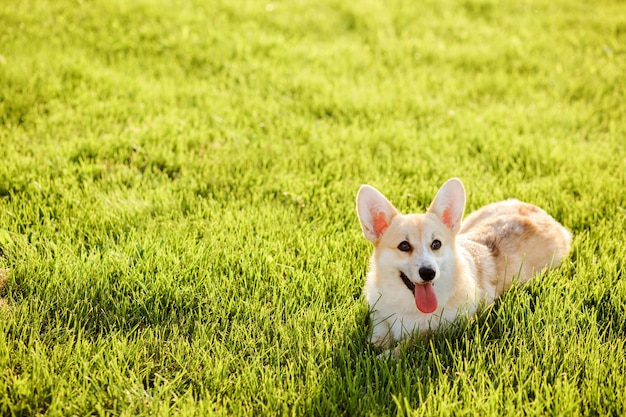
[0,268,7,309]
[304,308,477,416]
[304,286,548,416]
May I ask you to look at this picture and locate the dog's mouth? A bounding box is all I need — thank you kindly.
[399,271,415,292]
[400,271,438,314]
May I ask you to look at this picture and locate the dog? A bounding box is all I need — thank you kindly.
[356,178,571,349]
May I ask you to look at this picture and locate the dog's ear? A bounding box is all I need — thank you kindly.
[356,185,399,244]
[428,178,466,234]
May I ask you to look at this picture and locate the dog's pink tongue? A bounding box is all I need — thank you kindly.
[414,283,437,313]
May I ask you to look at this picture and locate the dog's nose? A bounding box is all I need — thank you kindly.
[419,267,436,281]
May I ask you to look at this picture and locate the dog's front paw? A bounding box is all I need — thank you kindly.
[369,326,394,350]
[370,333,389,349]
[377,345,402,360]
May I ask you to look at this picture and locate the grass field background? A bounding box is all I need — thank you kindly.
[1,0,625,415]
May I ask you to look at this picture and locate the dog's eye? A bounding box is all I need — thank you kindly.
[397,241,412,252]
[431,239,442,250]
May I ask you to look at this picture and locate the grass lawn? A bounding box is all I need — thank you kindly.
[1,0,625,414]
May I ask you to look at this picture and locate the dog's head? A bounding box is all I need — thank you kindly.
[356,178,466,313]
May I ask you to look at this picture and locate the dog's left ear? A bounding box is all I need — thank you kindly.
[428,178,466,234]
[356,185,399,244]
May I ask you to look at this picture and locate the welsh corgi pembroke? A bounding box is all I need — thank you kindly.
[356,178,571,349]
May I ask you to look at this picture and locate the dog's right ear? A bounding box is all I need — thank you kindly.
[356,185,399,244]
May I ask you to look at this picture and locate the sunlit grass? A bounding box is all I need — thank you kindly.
[0,0,625,414]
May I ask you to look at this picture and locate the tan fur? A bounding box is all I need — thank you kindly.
[357,179,572,350]
[461,199,571,296]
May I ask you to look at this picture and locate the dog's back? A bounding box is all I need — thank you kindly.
[460,199,572,297]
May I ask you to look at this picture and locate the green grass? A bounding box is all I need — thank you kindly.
[1,0,625,414]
